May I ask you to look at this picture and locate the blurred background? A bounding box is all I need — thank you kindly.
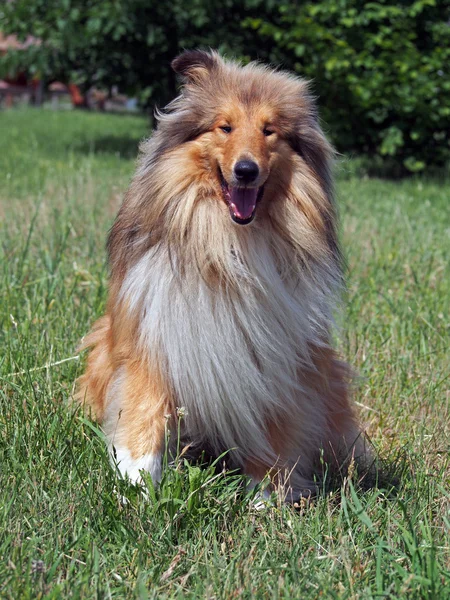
[1,0,449,176]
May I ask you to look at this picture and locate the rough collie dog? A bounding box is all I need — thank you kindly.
[77,50,368,500]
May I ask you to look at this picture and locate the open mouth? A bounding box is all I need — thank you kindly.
[219,169,264,225]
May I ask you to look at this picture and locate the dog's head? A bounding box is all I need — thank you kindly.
[159,50,333,229]
[109,51,338,287]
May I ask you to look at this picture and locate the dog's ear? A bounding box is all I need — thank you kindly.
[171,50,218,83]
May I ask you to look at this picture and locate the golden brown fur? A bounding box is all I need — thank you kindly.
[77,50,367,499]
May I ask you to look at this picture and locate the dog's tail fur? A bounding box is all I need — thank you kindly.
[75,315,113,421]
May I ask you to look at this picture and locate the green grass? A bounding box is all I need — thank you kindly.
[1,108,449,599]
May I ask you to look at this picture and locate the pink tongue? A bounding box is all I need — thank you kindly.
[230,187,258,219]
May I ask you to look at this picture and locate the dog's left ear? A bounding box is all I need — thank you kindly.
[171,50,218,83]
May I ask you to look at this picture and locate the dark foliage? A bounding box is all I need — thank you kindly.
[2,0,449,173]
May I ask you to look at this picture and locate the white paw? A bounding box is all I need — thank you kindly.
[246,476,273,510]
[112,447,162,485]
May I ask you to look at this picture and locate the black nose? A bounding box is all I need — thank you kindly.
[234,160,259,183]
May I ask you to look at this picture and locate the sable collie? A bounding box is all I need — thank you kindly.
[77,50,368,500]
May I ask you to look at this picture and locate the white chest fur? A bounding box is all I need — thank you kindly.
[120,238,336,463]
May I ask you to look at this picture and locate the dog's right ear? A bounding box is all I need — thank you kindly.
[171,50,218,83]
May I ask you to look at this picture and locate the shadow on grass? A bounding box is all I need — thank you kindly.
[337,154,450,181]
[73,135,144,160]
[319,444,408,502]
[173,438,407,507]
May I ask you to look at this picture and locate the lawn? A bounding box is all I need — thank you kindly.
[0,108,449,599]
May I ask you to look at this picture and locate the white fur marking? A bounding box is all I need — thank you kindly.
[113,447,162,485]
[247,476,272,510]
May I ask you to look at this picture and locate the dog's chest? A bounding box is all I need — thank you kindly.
[122,247,332,454]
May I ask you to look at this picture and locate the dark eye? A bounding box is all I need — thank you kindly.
[219,125,232,134]
[263,128,274,137]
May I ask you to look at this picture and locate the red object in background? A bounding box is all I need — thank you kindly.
[68,83,85,107]
[0,72,36,107]
[4,72,28,86]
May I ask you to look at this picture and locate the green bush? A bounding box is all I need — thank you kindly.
[0,0,277,108]
[247,0,450,174]
[2,0,449,174]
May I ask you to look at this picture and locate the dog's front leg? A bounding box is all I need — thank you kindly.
[103,361,170,486]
